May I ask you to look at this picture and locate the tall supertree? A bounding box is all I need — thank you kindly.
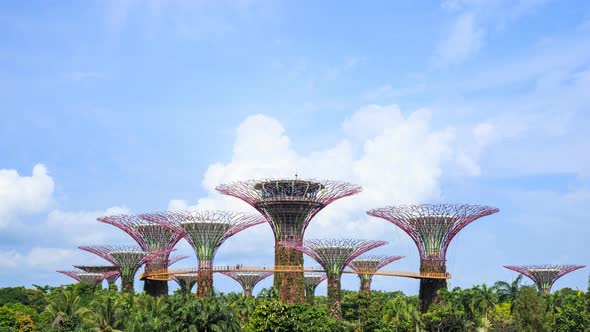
[283,239,387,319]
[97,214,186,296]
[140,210,265,297]
[367,204,499,312]
[57,270,118,292]
[349,255,404,293]
[304,272,327,305]
[216,178,362,303]
[504,264,585,294]
[221,271,273,297]
[73,265,120,287]
[172,273,199,295]
[79,245,171,294]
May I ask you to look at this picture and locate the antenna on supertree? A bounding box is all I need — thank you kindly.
[79,245,172,294]
[57,270,119,292]
[350,255,404,293]
[304,272,327,305]
[282,238,386,319]
[97,214,186,296]
[504,264,585,294]
[221,271,273,297]
[367,203,498,312]
[73,265,120,287]
[172,273,199,295]
[140,210,265,298]
[216,178,362,304]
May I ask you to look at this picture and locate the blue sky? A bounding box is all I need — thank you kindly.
[1,0,589,296]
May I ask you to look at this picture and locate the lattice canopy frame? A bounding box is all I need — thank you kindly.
[79,245,172,294]
[221,271,273,297]
[283,238,386,319]
[73,265,120,285]
[304,272,327,304]
[172,273,199,295]
[140,210,265,297]
[504,264,585,294]
[350,255,404,292]
[216,178,362,304]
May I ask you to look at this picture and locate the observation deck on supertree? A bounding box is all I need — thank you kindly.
[350,255,404,293]
[172,273,199,295]
[139,210,265,298]
[216,178,362,304]
[79,245,172,293]
[304,272,327,305]
[503,264,585,294]
[283,238,386,319]
[367,203,499,312]
[73,265,120,286]
[220,271,273,297]
[57,270,118,291]
[97,214,186,296]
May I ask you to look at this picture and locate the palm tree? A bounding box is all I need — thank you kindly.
[472,284,498,323]
[494,274,523,311]
[86,295,124,332]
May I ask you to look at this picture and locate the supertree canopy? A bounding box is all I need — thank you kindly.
[504,264,585,294]
[221,271,273,297]
[79,245,171,294]
[349,255,404,293]
[283,238,386,319]
[172,273,199,295]
[57,270,118,291]
[97,214,186,296]
[304,272,327,305]
[73,265,120,286]
[140,210,265,298]
[367,203,499,312]
[216,178,362,304]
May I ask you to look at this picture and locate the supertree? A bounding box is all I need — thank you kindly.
[221,271,273,297]
[367,204,499,312]
[79,245,172,294]
[57,270,119,291]
[304,272,327,305]
[73,265,120,287]
[172,273,199,295]
[349,255,404,293]
[97,214,186,296]
[140,210,265,297]
[216,178,362,303]
[504,264,585,294]
[282,238,387,319]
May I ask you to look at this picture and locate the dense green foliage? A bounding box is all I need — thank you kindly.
[0,275,589,331]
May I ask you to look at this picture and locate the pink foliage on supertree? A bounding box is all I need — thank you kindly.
[503,264,586,294]
[57,270,118,285]
[349,255,405,274]
[220,271,273,296]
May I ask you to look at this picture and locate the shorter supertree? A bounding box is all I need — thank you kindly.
[57,270,118,291]
[221,271,273,297]
[283,239,387,319]
[79,245,172,293]
[504,264,585,294]
[304,272,327,305]
[172,273,199,295]
[349,255,404,293]
[73,265,120,286]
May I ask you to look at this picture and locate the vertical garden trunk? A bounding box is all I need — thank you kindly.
[274,244,304,304]
[327,275,342,320]
[359,274,372,293]
[196,260,214,298]
[121,275,134,294]
[419,261,447,312]
[244,289,252,297]
[143,262,168,297]
[305,284,317,305]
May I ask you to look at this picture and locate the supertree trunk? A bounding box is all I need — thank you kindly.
[327,275,342,319]
[305,284,317,305]
[143,261,168,297]
[274,243,304,304]
[121,275,134,294]
[419,260,447,312]
[196,260,214,298]
[359,274,372,293]
[244,289,253,297]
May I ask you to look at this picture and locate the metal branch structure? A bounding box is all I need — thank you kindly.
[504,264,585,294]
[221,271,273,297]
[283,239,387,319]
[304,272,327,305]
[216,178,362,304]
[79,245,171,294]
[172,273,199,295]
[140,210,265,298]
[367,203,499,312]
[97,214,186,296]
[73,265,120,286]
[350,255,404,293]
[57,270,118,291]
